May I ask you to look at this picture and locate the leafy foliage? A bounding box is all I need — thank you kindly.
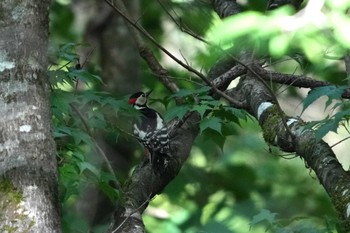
[164,87,248,149]
[207,1,350,63]
[49,43,136,231]
[302,86,347,113]
[302,86,349,140]
[250,209,277,228]
[250,209,337,233]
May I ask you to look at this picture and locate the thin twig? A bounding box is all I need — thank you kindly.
[146,69,204,86]
[331,136,350,148]
[111,194,152,233]
[81,46,96,68]
[156,0,208,43]
[165,75,204,86]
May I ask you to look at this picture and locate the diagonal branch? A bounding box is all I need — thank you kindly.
[228,75,350,231]
[255,66,350,99]
[107,111,200,232]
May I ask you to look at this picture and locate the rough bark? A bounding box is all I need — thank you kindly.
[228,76,350,231]
[108,113,200,232]
[0,1,60,232]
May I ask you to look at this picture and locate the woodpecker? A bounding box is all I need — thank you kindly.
[128,91,170,171]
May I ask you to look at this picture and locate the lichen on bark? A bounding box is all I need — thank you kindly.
[0,177,35,233]
[260,104,280,144]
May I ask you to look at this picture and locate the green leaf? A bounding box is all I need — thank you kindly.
[192,105,210,118]
[59,163,80,201]
[314,109,350,141]
[228,107,249,121]
[53,130,68,138]
[55,127,73,137]
[269,33,290,57]
[207,11,265,44]
[199,117,222,134]
[250,209,277,227]
[303,86,347,113]
[150,97,170,109]
[72,150,85,162]
[98,172,119,200]
[164,105,191,122]
[201,202,217,225]
[71,130,92,145]
[55,127,92,145]
[334,108,350,122]
[59,43,79,61]
[67,68,102,84]
[200,99,221,108]
[212,106,248,125]
[78,162,100,176]
[201,128,226,150]
[49,70,72,87]
[314,119,338,140]
[221,123,238,136]
[170,89,194,98]
[51,90,75,115]
[202,221,233,233]
[98,182,119,201]
[87,110,107,129]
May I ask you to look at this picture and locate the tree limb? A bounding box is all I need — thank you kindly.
[107,112,200,232]
[228,75,350,231]
[214,0,350,230]
[212,0,242,18]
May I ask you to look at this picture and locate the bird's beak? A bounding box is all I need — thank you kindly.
[145,90,153,97]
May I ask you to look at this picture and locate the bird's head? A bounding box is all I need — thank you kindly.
[128,90,153,106]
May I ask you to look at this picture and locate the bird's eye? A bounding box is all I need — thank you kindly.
[141,94,145,97]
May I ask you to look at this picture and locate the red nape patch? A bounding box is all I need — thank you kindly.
[128,98,137,104]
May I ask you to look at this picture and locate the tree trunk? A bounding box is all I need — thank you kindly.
[0,0,61,232]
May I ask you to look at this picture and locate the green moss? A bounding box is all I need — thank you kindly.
[0,177,35,232]
[0,177,22,204]
[3,225,19,232]
[331,184,350,232]
[261,105,281,145]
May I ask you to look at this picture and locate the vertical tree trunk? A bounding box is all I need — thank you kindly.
[83,0,141,95]
[0,1,61,232]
